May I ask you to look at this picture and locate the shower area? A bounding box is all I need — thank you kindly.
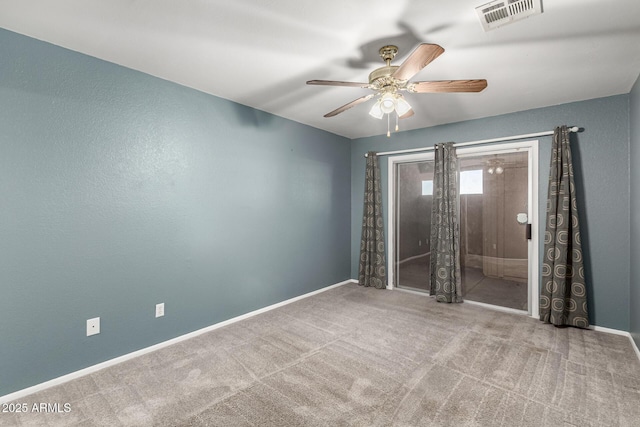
[393,149,530,311]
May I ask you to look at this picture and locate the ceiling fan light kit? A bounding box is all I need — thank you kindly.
[379,93,397,114]
[368,99,384,120]
[394,96,412,117]
[307,43,488,137]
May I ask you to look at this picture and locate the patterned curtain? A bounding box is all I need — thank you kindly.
[540,126,589,328]
[429,143,463,303]
[358,152,387,288]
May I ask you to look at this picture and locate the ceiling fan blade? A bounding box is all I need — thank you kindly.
[399,109,414,119]
[324,94,375,117]
[409,79,488,93]
[392,43,444,81]
[307,80,370,88]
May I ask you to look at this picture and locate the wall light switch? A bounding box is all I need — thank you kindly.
[155,303,165,318]
[87,317,100,336]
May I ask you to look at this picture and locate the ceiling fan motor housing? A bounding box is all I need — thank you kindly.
[370,45,404,92]
[369,66,400,87]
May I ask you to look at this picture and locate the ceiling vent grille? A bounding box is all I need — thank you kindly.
[476,0,543,32]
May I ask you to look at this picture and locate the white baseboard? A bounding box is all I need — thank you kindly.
[0,279,356,404]
[631,334,640,362]
[590,324,630,336]
[591,325,640,363]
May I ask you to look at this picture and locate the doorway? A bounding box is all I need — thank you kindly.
[387,141,539,316]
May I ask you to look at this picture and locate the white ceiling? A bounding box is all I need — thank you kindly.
[1,0,639,139]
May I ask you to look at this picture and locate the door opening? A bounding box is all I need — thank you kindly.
[387,141,539,316]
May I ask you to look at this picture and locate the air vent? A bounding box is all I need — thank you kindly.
[476,0,543,32]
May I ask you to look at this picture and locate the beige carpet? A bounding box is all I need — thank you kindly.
[4,283,640,426]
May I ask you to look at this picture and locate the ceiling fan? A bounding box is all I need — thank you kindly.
[307,43,487,135]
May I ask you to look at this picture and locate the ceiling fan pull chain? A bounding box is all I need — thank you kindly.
[395,113,399,132]
[387,113,391,137]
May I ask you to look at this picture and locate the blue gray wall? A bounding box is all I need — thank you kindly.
[0,29,351,397]
[630,73,640,350]
[351,95,631,331]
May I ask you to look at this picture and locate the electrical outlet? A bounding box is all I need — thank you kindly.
[155,303,165,318]
[86,317,100,336]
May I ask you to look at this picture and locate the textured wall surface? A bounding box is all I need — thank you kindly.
[0,29,351,396]
[630,73,640,350]
[351,95,631,331]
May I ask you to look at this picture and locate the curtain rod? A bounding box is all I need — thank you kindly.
[364,126,580,157]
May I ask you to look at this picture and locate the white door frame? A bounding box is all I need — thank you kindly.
[387,140,539,318]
